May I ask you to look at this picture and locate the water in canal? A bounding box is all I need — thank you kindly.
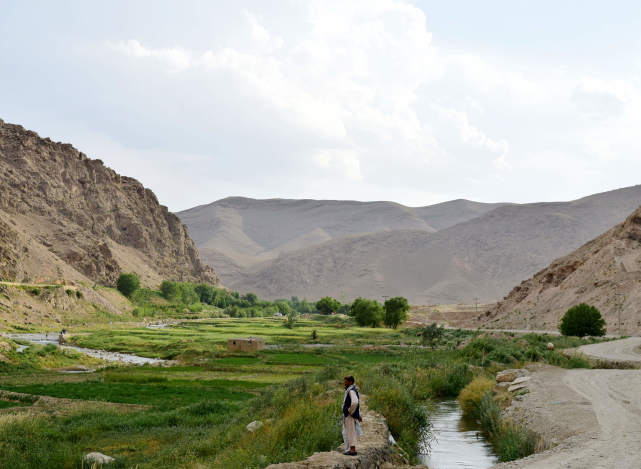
[420,399,497,469]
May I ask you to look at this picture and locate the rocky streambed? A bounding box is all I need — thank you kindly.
[8,333,167,365]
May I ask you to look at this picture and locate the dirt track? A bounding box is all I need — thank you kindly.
[577,337,641,364]
[495,339,641,469]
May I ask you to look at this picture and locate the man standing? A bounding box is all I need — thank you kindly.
[342,376,363,456]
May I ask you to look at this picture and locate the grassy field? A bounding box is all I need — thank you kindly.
[0,315,609,469]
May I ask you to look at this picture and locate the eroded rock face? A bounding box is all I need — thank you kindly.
[0,119,218,286]
[485,204,641,334]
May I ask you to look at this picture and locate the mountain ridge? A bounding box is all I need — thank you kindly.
[0,118,218,288]
[181,185,641,303]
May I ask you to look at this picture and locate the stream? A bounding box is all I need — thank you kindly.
[8,333,167,365]
[420,400,497,469]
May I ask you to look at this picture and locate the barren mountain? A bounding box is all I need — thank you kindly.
[484,205,641,334]
[198,186,641,304]
[0,119,218,287]
[178,197,504,276]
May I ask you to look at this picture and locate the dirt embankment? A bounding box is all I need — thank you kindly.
[494,339,641,469]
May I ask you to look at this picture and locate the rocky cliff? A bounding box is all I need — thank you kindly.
[484,205,641,334]
[0,119,218,287]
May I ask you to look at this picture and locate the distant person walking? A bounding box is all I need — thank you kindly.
[342,375,363,456]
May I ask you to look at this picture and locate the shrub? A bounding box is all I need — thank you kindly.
[458,376,495,419]
[383,296,409,328]
[421,323,444,348]
[116,273,140,298]
[559,303,606,337]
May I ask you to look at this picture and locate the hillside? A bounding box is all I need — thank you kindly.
[484,205,641,334]
[202,186,641,303]
[178,197,504,280]
[0,119,218,288]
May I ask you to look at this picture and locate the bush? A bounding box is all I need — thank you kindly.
[350,298,383,327]
[559,303,606,337]
[116,273,140,298]
[458,376,495,419]
[421,323,444,348]
[383,296,409,328]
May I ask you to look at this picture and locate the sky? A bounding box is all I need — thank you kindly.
[1,0,641,211]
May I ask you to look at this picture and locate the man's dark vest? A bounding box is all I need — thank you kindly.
[343,386,361,420]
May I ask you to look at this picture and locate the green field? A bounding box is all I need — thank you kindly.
[0,315,607,469]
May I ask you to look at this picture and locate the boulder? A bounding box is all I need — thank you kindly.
[508,383,528,393]
[496,368,529,383]
[511,376,531,385]
[547,342,555,351]
[246,420,263,432]
[495,381,511,389]
[84,452,115,465]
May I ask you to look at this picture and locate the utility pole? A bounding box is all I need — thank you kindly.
[474,297,479,314]
[616,293,625,336]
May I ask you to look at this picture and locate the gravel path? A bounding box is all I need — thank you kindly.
[495,342,641,469]
[577,337,641,364]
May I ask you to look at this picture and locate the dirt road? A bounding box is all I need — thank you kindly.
[496,339,641,469]
[577,337,641,364]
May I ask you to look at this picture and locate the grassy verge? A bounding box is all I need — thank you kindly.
[478,393,539,462]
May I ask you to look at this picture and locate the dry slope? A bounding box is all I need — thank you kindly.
[178,197,504,278]
[485,205,641,334]
[0,119,218,288]
[222,187,641,304]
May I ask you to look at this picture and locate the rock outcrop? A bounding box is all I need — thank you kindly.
[484,205,641,334]
[0,119,218,287]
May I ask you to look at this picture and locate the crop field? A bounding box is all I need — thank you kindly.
[0,314,608,469]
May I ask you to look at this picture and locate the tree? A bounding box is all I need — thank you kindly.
[350,297,383,327]
[117,272,140,298]
[160,280,180,301]
[422,322,444,348]
[284,309,298,329]
[383,296,410,328]
[195,284,215,304]
[243,292,258,305]
[275,301,292,315]
[316,296,341,314]
[559,303,606,337]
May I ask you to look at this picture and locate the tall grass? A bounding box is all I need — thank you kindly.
[476,392,539,462]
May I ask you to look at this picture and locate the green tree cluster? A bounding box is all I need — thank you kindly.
[316,296,341,314]
[559,303,606,337]
[350,298,384,327]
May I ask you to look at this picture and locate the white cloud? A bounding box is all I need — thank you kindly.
[6,0,641,209]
